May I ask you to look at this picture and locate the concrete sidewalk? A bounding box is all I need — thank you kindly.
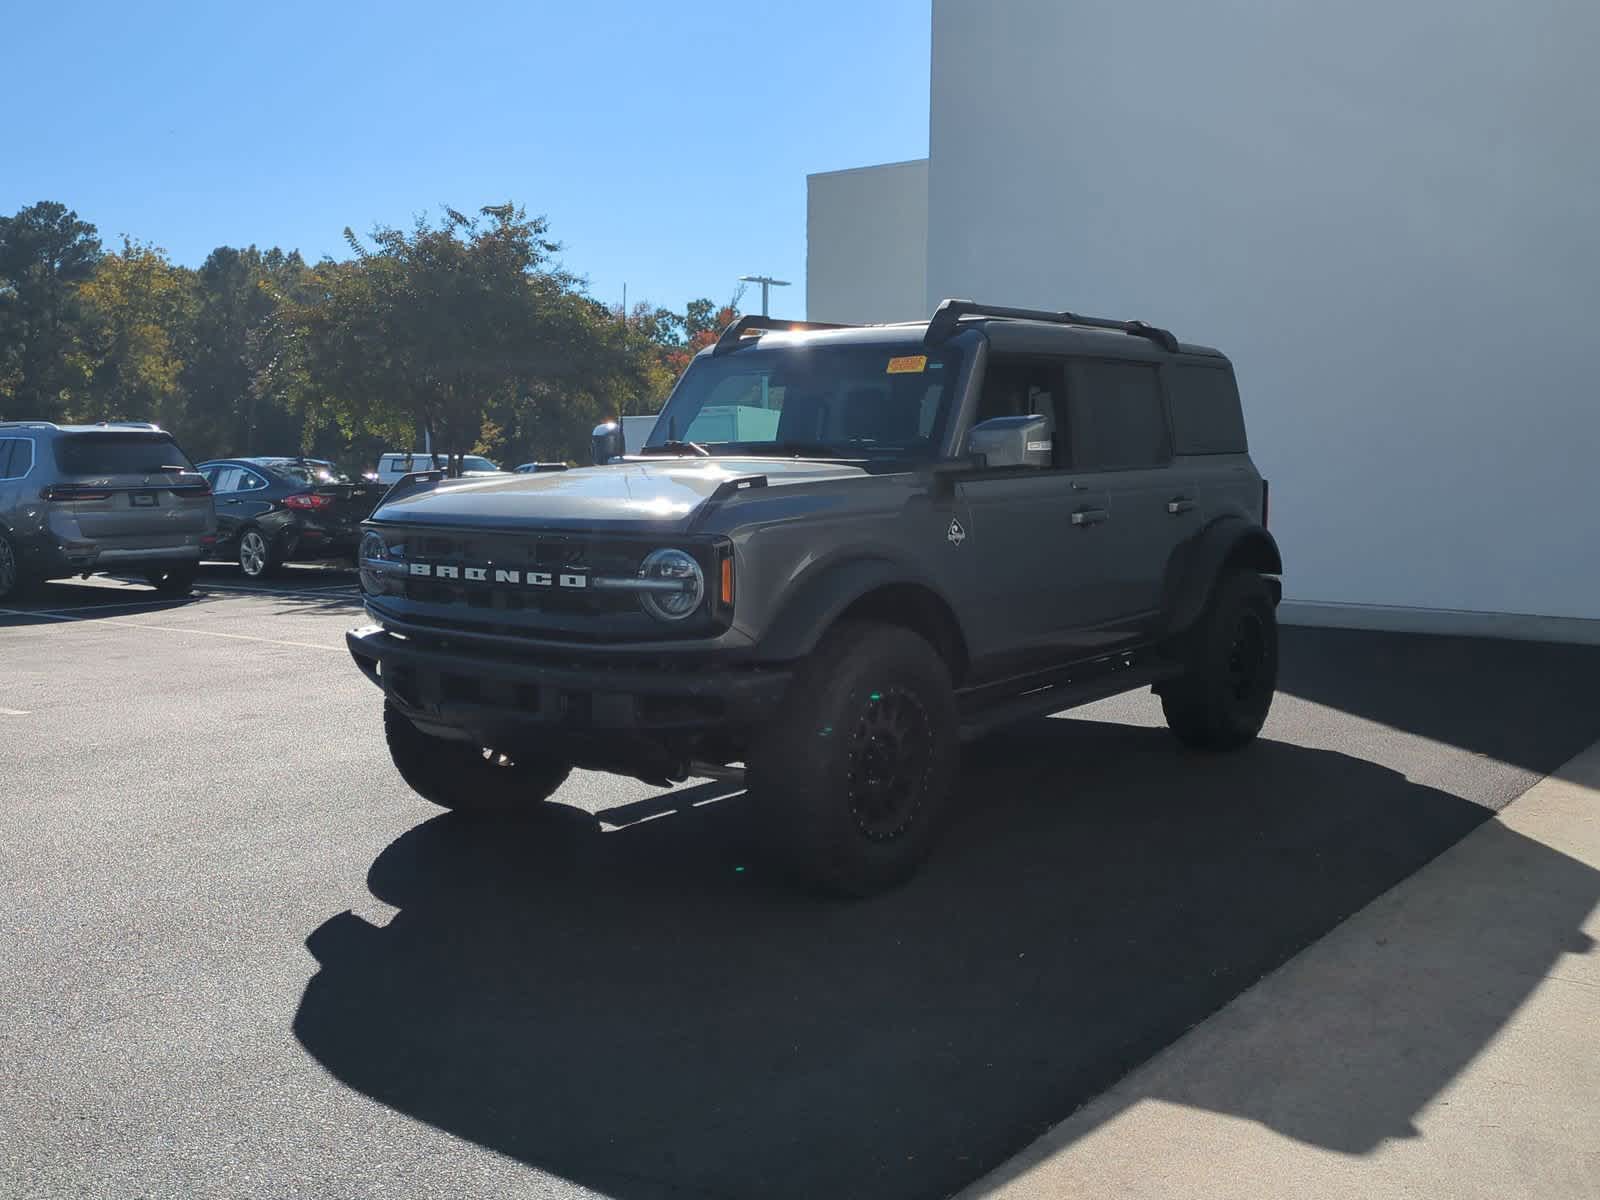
[962,739,1600,1200]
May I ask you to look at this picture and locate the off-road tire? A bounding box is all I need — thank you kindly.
[144,565,197,595]
[748,621,959,897]
[1161,567,1278,751]
[383,702,572,813]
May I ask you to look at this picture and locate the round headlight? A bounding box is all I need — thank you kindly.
[359,530,389,595]
[637,548,704,621]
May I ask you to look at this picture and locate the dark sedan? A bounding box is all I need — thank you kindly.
[196,457,380,578]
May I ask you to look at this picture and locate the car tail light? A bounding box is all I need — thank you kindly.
[720,556,734,607]
[283,492,335,511]
[40,484,113,502]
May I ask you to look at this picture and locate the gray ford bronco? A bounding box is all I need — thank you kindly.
[349,300,1281,895]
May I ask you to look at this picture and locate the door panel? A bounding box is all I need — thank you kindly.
[955,472,1114,676]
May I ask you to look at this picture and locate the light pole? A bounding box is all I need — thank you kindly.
[738,274,790,317]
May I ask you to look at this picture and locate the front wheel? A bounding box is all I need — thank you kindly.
[748,621,959,897]
[383,702,572,813]
[1160,568,1278,751]
[144,565,197,595]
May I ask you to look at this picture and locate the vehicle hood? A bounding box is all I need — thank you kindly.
[370,457,868,532]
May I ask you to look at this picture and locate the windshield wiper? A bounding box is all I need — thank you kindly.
[763,441,855,459]
[640,440,711,457]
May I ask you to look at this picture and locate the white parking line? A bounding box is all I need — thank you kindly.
[36,597,223,615]
[0,707,31,716]
[0,606,339,651]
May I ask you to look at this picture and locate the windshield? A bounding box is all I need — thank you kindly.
[56,432,196,476]
[646,342,964,461]
[263,459,349,486]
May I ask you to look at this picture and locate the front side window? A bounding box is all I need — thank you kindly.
[1066,361,1169,471]
[647,342,964,461]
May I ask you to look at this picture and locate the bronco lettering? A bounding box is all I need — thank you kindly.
[406,562,588,588]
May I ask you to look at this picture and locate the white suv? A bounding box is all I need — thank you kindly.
[374,452,502,486]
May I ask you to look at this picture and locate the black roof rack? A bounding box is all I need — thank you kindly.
[711,315,855,356]
[923,299,1178,353]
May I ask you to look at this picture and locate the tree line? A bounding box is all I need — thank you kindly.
[0,200,740,470]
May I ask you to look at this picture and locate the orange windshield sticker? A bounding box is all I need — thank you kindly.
[886,355,928,374]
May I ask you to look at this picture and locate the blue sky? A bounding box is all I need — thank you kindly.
[4,0,931,320]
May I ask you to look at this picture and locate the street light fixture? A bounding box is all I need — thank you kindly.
[738,274,790,317]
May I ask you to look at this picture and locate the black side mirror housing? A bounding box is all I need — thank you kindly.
[964,414,1052,470]
[591,421,625,465]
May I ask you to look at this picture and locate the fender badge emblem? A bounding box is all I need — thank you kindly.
[947,518,966,547]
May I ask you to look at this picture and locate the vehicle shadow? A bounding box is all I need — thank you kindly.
[0,577,207,624]
[292,718,1595,1199]
[1278,626,1600,772]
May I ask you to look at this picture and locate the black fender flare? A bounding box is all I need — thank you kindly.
[1160,517,1283,638]
[756,556,968,672]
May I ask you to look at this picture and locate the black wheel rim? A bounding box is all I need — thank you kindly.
[846,686,933,842]
[1226,610,1268,702]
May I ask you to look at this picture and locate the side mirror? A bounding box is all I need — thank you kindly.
[591,421,625,465]
[964,414,1052,470]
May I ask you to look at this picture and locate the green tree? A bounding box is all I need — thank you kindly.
[182,245,313,459]
[73,238,195,427]
[297,203,636,472]
[0,201,102,419]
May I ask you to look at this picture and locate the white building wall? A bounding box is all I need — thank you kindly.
[926,0,1600,621]
[807,159,929,326]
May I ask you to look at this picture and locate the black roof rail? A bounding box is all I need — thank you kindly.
[923,299,1179,353]
[711,315,855,357]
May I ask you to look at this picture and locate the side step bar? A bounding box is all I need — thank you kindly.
[957,657,1182,742]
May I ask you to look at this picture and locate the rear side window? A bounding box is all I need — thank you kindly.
[55,433,195,475]
[1169,364,1247,454]
[1066,360,1168,470]
[0,437,34,479]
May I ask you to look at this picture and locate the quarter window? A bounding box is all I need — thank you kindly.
[1169,364,1247,454]
[236,469,269,492]
[0,438,32,480]
[1066,361,1168,470]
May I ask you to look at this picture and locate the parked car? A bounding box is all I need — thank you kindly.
[349,300,1281,896]
[0,421,215,599]
[513,462,568,474]
[196,457,379,578]
[374,453,501,486]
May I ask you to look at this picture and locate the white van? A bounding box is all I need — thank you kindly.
[375,452,501,486]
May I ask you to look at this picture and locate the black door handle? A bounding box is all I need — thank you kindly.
[1071,507,1109,527]
[1167,498,1196,514]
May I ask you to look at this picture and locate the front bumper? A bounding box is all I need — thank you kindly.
[347,624,792,762]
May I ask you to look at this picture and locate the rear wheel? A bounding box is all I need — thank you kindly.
[144,565,197,595]
[748,621,959,897]
[383,702,572,813]
[1161,568,1278,750]
[0,533,26,601]
[238,528,279,579]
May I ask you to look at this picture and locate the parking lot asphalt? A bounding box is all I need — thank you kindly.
[4,569,1600,1200]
